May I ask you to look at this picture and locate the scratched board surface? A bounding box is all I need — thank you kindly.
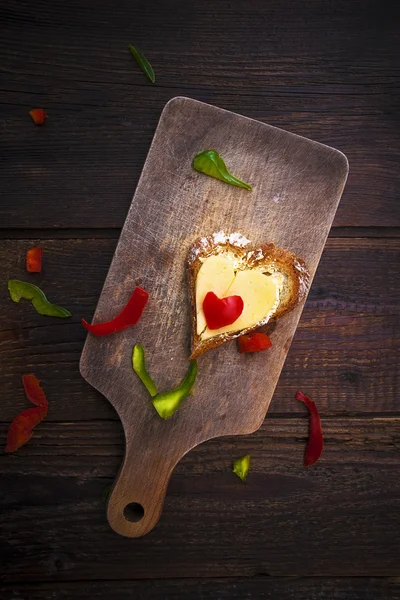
[80,96,348,537]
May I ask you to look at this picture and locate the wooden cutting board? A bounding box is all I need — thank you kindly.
[80,97,348,537]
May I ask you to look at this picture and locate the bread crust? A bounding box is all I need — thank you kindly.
[187,232,310,359]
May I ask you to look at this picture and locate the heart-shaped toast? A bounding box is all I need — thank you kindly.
[187,232,310,359]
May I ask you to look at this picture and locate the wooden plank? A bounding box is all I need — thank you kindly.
[1,577,399,600]
[1,238,399,420]
[2,86,397,230]
[329,228,400,239]
[1,0,399,228]
[2,0,398,89]
[0,418,399,580]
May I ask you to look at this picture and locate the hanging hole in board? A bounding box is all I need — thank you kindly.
[124,502,145,522]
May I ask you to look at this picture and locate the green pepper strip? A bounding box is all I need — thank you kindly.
[132,343,158,397]
[232,454,251,482]
[8,280,71,318]
[152,360,198,420]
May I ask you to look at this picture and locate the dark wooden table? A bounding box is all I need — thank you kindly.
[1,1,399,598]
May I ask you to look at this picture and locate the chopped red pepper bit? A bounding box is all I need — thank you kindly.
[203,291,244,330]
[238,332,272,353]
[296,390,324,466]
[29,108,47,125]
[5,374,49,453]
[82,286,149,336]
[26,247,43,273]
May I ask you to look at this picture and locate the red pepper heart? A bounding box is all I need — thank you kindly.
[203,291,244,330]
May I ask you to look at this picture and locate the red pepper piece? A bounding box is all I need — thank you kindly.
[82,286,149,336]
[29,108,47,125]
[6,374,49,453]
[296,391,324,466]
[26,247,43,273]
[203,291,244,330]
[6,405,48,453]
[238,332,272,353]
[22,374,48,407]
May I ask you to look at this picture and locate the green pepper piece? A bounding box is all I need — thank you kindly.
[8,280,71,318]
[128,44,155,83]
[193,150,252,191]
[132,343,158,397]
[152,360,198,420]
[232,454,251,482]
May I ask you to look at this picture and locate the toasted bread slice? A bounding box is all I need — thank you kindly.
[187,232,310,359]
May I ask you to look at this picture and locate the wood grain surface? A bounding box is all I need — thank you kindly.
[79,96,348,537]
[1,578,400,600]
[1,237,399,417]
[1,418,399,580]
[1,0,399,596]
[1,0,399,229]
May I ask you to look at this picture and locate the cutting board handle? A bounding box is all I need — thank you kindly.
[106,433,183,538]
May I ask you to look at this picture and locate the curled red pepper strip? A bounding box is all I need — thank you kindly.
[82,286,149,336]
[238,332,272,353]
[22,374,48,407]
[6,406,48,453]
[296,390,324,466]
[203,291,244,330]
[6,374,49,453]
[26,247,43,273]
